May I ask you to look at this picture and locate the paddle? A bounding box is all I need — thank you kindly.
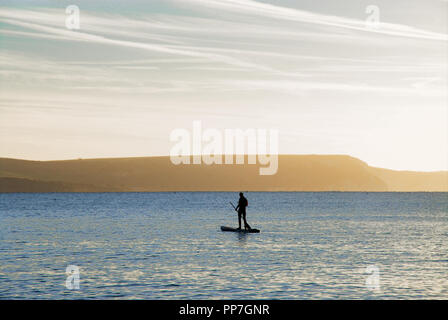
[229,201,237,212]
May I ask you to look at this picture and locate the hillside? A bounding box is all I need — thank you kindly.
[0,155,446,192]
[0,177,118,193]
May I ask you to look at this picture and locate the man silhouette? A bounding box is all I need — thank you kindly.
[235,192,251,230]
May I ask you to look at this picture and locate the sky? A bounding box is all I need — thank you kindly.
[0,0,447,171]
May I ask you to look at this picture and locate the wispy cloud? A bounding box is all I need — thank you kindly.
[1,4,446,96]
[181,0,448,41]
[0,9,278,73]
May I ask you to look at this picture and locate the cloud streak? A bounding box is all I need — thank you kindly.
[181,0,448,41]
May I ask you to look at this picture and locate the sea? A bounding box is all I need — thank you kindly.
[0,192,447,299]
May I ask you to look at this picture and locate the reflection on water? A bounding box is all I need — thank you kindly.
[237,233,248,246]
[0,192,447,299]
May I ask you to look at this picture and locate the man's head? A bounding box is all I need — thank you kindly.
[239,192,243,197]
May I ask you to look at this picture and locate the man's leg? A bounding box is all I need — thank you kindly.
[238,212,242,229]
[242,210,251,230]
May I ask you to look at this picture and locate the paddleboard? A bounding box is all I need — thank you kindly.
[220,226,260,233]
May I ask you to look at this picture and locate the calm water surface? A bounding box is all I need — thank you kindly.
[0,192,447,299]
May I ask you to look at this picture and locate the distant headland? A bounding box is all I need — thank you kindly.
[0,155,446,192]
